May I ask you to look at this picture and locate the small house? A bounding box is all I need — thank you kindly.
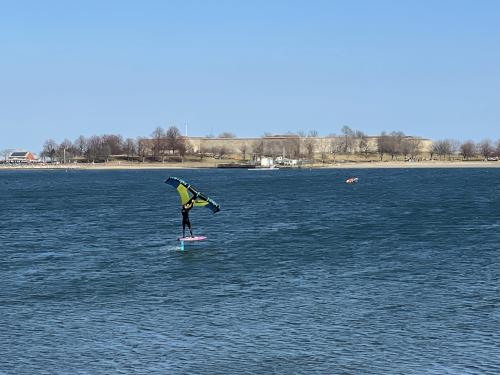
[260,157,274,167]
[8,151,36,163]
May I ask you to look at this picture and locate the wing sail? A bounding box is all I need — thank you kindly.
[165,177,220,213]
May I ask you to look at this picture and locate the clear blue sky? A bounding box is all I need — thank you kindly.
[1,0,499,152]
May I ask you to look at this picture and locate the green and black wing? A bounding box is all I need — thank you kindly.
[165,177,220,213]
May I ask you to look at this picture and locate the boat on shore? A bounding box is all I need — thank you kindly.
[248,165,279,171]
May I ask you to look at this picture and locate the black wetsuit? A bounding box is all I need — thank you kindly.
[182,201,194,237]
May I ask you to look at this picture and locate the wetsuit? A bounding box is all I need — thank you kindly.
[181,199,194,237]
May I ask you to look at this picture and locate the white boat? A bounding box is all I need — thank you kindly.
[248,165,279,171]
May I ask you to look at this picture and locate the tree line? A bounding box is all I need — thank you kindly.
[35,124,500,163]
[40,126,188,163]
[430,139,500,161]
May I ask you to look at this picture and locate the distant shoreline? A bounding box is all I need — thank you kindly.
[1,160,500,170]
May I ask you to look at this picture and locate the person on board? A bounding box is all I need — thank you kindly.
[181,195,196,237]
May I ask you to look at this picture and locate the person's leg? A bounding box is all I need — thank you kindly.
[182,217,186,237]
[186,217,193,236]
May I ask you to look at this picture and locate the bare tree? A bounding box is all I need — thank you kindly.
[432,139,456,160]
[329,135,342,162]
[101,134,124,155]
[341,125,355,153]
[407,138,422,161]
[101,141,111,162]
[432,140,448,160]
[399,138,421,161]
[495,139,500,157]
[177,140,187,158]
[136,137,149,162]
[252,139,264,159]
[295,131,308,158]
[304,137,315,160]
[318,138,330,163]
[357,132,370,159]
[42,139,58,162]
[478,139,494,160]
[377,132,391,161]
[198,141,208,161]
[264,138,282,158]
[57,139,74,163]
[166,126,183,156]
[214,145,228,159]
[283,135,301,159]
[240,143,248,160]
[151,127,166,161]
[184,140,194,155]
[1,149,13,162]
[375,131,405,160]
[85,136,101,162]
[80,135,111,162]
[74,135,87,157]
[460,140,476,160]
[298,132,316,160]
[399,139,412,160]
[389,132,405,160]
[124,138,136,160]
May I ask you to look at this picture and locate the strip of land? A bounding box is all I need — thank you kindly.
[1,160,500,170]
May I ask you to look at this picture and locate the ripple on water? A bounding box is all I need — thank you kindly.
[1,168,500,374]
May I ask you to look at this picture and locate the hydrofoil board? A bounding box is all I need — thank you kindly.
[178,236,206,242]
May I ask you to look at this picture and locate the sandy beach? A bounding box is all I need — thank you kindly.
[319,160,500,169]
[1,160,500,170]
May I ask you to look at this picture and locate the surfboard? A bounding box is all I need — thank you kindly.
[178,236,206,242]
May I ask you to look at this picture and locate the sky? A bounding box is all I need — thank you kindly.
[1,0,499,152]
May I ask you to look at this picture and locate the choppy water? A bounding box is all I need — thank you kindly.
[1,168,499,374]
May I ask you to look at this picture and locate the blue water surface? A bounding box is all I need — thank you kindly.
[1,168,499,374]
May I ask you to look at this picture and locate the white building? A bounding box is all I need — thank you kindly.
[8,151,37,163]
[260,157,274,167]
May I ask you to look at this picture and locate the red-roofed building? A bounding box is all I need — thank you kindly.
[8,151,36,163]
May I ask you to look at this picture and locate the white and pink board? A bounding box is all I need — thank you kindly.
[178,236,206,242]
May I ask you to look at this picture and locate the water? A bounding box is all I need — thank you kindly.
[1,168,499,374]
